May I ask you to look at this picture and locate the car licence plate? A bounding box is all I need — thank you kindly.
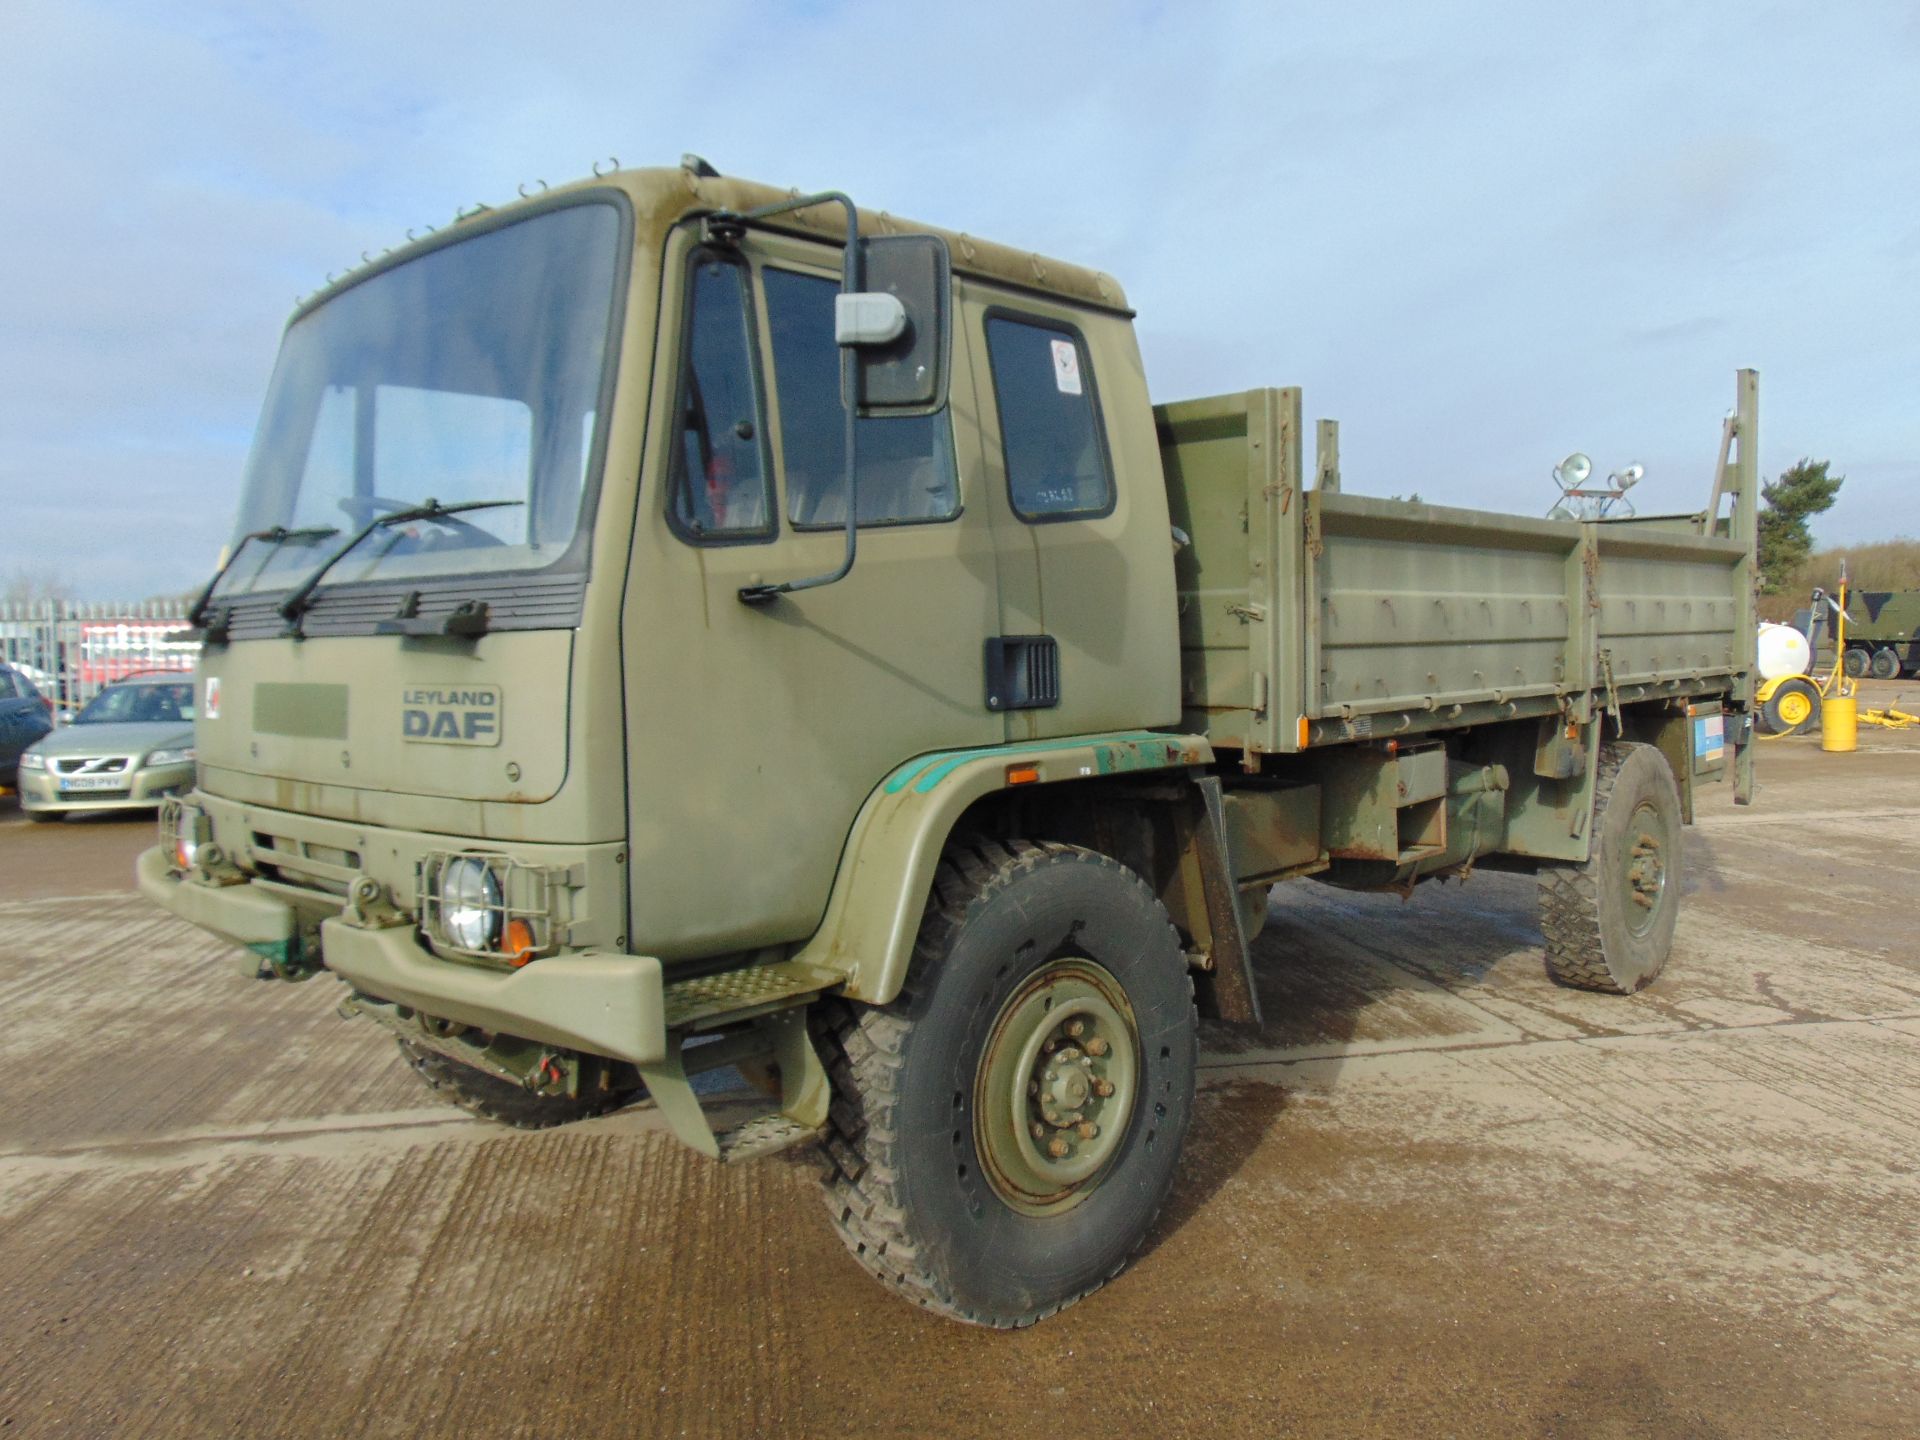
[59,775,126,792]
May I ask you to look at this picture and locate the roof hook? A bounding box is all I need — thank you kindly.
[517,179,549,198]
[591,155,619,178]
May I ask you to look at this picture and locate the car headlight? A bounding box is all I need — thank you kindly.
[147,747,196,767]
[441,856,503,952]
[18,751,46,771]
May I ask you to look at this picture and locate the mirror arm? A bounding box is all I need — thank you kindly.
[717,194,863,607]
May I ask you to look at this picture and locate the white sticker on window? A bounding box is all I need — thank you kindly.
[1050,338,1083,395]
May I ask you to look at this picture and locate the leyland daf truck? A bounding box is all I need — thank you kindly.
[142,158,1759,1327]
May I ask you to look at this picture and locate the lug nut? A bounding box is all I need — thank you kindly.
[1047,1137,1071,1159]
[1086,1038,1110,1057]
[1094,1079,1115,1097]
[1077,1122,1098,1140]
[1031,1122,1047,1140]
[1066,1019,1085,1038]
[1028,1080,1040,1097]
[1042,1038,1058,1054]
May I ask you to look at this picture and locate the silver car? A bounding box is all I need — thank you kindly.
[17,674,197,821]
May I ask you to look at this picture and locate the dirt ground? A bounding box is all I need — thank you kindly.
[1,687,1916,1438]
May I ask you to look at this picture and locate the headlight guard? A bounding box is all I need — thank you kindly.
[417,851,562,967]
[159,797,212,871]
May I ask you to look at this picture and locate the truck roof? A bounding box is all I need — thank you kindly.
[297,162,1133,322]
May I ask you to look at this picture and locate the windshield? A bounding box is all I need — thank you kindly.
[218,200,623,596]
[77,681,195,725]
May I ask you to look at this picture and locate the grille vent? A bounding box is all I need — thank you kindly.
[984,636,1060,712]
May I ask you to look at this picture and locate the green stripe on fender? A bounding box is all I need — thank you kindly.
[881,731,1188,797]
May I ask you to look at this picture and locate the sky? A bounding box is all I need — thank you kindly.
[2,0,1917,600]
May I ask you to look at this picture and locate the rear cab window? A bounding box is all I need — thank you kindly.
[983,314,1114,522]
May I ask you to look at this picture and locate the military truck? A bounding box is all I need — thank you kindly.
[1838,590,1920,679]
[141,160,1758,1328]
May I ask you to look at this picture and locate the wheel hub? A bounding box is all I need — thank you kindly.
[975,959,1139,1215]
[1623,812,1669,935]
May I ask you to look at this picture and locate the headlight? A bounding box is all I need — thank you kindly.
[147,747,196,767]
[19,751,46,771]
[441,857,503,952]
[167,802,210,870]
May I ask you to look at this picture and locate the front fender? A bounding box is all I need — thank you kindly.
[793,730,1212,1005]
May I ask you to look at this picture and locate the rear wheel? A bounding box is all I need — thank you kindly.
[397,1038,637,1130]
[815,838,1196,1327]
[1871,647,1901,680]
[1539,742,1683,994]
[1759,677,1820,736]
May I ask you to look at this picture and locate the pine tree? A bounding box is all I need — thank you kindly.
[1757,459,1843,594]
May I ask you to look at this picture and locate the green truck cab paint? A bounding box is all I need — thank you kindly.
[140,159,1759,1327]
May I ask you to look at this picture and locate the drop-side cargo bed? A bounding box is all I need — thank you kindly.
[1158,384,1756,758]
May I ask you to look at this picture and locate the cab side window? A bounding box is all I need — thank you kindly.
[983,315,1113,521]
[763,267,959,528]
[669,251,772,541]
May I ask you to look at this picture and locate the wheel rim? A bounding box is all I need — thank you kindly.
[974,957,1140,1217]
[1622,801,1670,938]
[1777,689,1812,728]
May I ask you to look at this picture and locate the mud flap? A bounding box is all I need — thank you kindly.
[1732,711,1756,807]
[1191,776,1263,1026]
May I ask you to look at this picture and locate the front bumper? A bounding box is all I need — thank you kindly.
[20,762,193,814]
[137,846,668,1065]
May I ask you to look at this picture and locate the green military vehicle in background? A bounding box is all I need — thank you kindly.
[1838,590,1920,679]
[142,159,1759,1327]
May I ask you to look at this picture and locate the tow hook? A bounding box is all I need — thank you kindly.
[342,875,409,929]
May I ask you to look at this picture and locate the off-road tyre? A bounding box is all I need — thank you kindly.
[814,837,1197,1328]
[397,1038,637,1130]
[1539,742,1683,994]
[1843,647,1871,679]
[1758,677,1820,736]
[1871,647,1901,681]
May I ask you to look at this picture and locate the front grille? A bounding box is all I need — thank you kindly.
[54,756,131,775]
[248,829,362,896]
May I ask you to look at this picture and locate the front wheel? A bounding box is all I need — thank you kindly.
[815,838,1197,1327]
[1843,647,1871,679]
[397,1038,638,1130]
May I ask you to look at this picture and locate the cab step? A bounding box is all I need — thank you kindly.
[715,1111,823,1164]
[662,959,841,1029]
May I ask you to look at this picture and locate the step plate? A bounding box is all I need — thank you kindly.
[662,960,840,1029]
[716,1113,822,1165]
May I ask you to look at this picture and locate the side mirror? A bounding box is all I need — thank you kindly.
[844,234,949,416]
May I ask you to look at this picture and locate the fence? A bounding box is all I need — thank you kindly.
[0,599,200,723]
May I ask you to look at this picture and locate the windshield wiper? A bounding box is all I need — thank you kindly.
[278,497,523,634]
[183,524,341,638]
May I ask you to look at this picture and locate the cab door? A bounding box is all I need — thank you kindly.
[617,222,1005,961]
[963,292,1181,740]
